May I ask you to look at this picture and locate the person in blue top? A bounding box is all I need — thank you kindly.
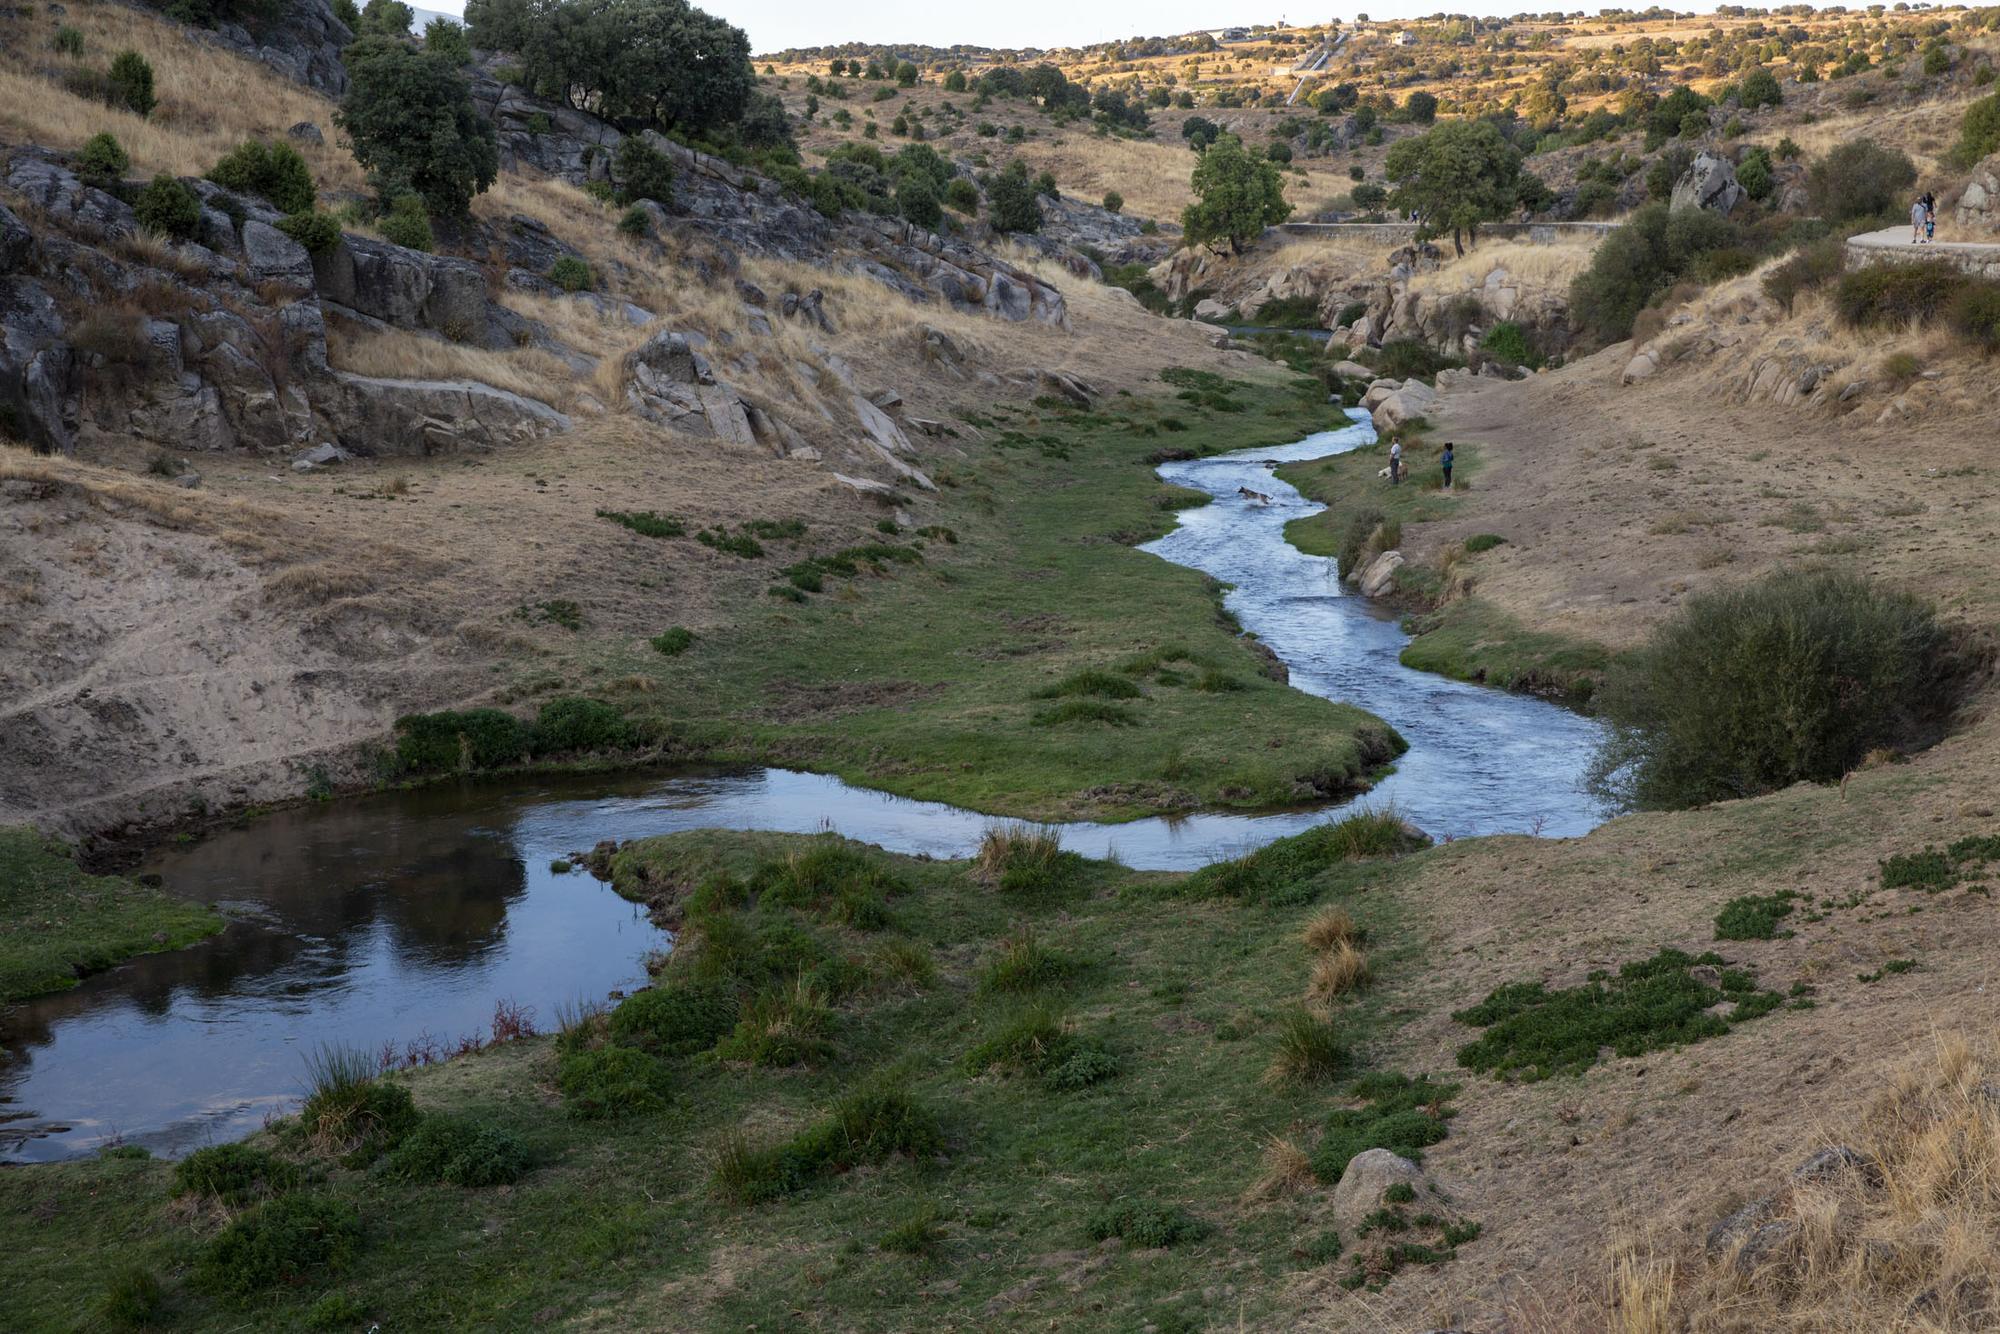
[1440,442,1455,490]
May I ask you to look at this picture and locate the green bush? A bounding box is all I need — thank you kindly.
[713,981,835,1066]
[1268,1005,1350,1085]
[338,36,496,217]
[977,929,1084,994]
[549,256,592,292]
[382,1114,531,1186]
[1762,237,1846,313]
[1740,67,1783,109]
[378,193,433,251]
[54,24,86,56]
[944,177,979,212]
[277,211,343,254]
[1807,140,1916,221]
[608,983,738,1056]
[1479,321,1538,368]
[1949,279,2000,353]
[134,174,201,239]
[1034,668,1142,700]
[1736,148,1773,201]
[1834,263,1967,327]
[987,161,1042,232]
[1463,534,1506,553]
[393,708,528,772]
[650,626,695,656]
[556,1044,673,1120]
[97,1265,163,1329]
[299,1052,418,1160]
[614,135,675,206]
[1310,1072,1459,1181]
[108,50,156,118]
[897,175,942,227]
[173,1144,300,1205]
[209,139,317,213]
[1953,91,2000,167]
[1570,202,1739,343]
[1084,1200,1212,1248]
[76,132,129,182]
[528,696,629,754]
[1373,339,1454,381]
[1592,570,1962,810]
[197,1195,363,1294]
[617,204,650,236]
[1181,808,1420,902]
[1715,892,1799,941]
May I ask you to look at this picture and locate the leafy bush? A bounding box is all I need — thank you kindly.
[1479,321,1538,368]
[197,1195,363,1294]
[1715,891,1799,941]
[987,161,1042,232]
[338,37,496,217]
[108,50,156,118]
[209,139,317,213]
[1953,91,2000,167]
[556,1044,673,1120]
[54,24,86,56]
[382,1114,531,1186]
[1736,148,1773,201]
[617,204,650,236]
[944,177,979,212]
[1591,570,1962,810]
[378,193,433,251]
[134,175,201,239]
[1455,949,1781,1080]
[1950,279,2000,353]
[76,132,129,182]
[277,211,343,254]
[394,708,528,772]
[651,626,695,656]
[1761,237,1845,313]
[1740,67,1783,109]
[1807,140,1916,221]
[1034,668,1142,700]
[174,1144,300,1205]
[614,135,675,206]
[1310,1073,1459,1181]
[529,696,631,754]
[549,255,592,292]
[1570,202,1738,343]
[1373,339,1454,381]
[608,983,738,1056]
[1085,1200,1213,1248]
[1835,263,1967,327]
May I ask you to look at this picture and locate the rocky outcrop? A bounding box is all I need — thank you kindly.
[1950,155,2000,234]
[0,274,78,452]
[1371,378,1437,431]
[207,0,353,98]
[312,236,526,350]
[1332,1150,1433,1234]
[1671,151,1747,215]
[1357,549,1406,597]
[330,373,572,454]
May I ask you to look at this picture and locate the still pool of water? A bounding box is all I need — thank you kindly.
[0,409,1607,1161]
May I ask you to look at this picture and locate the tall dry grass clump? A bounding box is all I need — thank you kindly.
[1301,905,1359,954]
[1308,938,1372,1000]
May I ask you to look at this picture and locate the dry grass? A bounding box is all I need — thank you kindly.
[0,3,358,192]
[325,324,580,412]
[1245,1133,1317,1201]
[1301,905,1359,954]
[262,561,376,607]
[974,824,1065,883]
[1307,939,1371,1000]
[1408,237,1602,298]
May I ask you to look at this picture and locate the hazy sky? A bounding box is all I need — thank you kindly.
[416,2,1795,56]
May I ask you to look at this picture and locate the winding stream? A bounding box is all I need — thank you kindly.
[0,409,1606,1162]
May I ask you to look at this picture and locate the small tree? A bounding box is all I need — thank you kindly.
[614,136,675,207]
[337,37,497,217]
[897,175,941,227]
[1383,119,1523,255]
[1102,189,1123,214]
[209,140,317,214]
[1806,139,1915,220]
[944,177,979,213]
[424,17,472,62]
[134,175,200,239]
[896,61,919,87]
[108,50,156,119]
[1953,91,2000,167]
[1180,133,1290,255]
[1403,90,1438,123]
[358,0,415,36]
[1180,115,1221,150]
[943,70,967,92]
[1739,67,1782,108]
[77,133,129,183]
[987,161,1042,233]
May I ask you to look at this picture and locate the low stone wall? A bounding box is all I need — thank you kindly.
[1278,221,1617,245]
[1845,229,2000,281]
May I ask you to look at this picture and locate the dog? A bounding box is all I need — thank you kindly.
[1237,487,1273,504]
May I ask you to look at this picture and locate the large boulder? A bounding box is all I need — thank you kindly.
[1331,1150,1435,1234]
[311,237,510,348]
[1357,550,1406,598]
[1670,151,1747,215]
[241,220,314,294]
[1372,379,1437,431]
[0,277,78,452]
[1952,156,2000,235]
[330,373,570,454]
[4,155,136,239]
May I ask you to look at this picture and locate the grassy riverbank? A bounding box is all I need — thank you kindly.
[410,370,1407,822]
[0,826,222,1003]
[1276,440,1612,706]
[0,822,1466,1331]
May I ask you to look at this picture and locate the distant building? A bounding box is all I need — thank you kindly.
[1390,30,1416,46]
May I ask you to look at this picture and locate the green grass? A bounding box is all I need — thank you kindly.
[1309,1072,1460,1182]
[1714,891,1800,941]
[0,827,1437,1329]
[1453,948,1787,1082]
[0,826,223,1002]
[1396,598,1615,708]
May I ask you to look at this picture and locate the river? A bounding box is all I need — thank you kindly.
[0,409,1605,1161]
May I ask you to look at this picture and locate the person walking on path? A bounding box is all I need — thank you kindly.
[1440,442,1454,491]
[1924,191,1938,243]
[1388,437,1403,485]
[1913,194,1930,243]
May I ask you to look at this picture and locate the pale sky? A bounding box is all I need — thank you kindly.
[415,2,1809,57]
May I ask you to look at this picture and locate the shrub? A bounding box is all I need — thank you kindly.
[1954,91,2000,167]
[1373,339,1453,381]
[1740,67,1783,109]
[713,980,835,1067]
[944,177,979,212]
[378,193,433,251]
[382,1114,531,1186]
[1715,891,1799,941]
[1267,1006,1349,1085]
[556,1044,673,1119]
[54,24,86,55]
[1479,321,1538,368]
[1085,1200,1213,1248]
[529,696,630,754]
[134,175,201,239]
[987,161,1042,232]
[1463,533,1506,553]
[609,983,737,1056]
[77,132,129,182]
[549,256,592,292]
[614,135,675,206]
[1309,1073,1459,1181]
[1762,237,1846,313]
[1807,140,1916,221]
[108,50,156,118]
[1835,263,1966,327]
[1102,189,1123,213]
[197,1195,363,1294]
[1180,809,1421,903]
[1456,949,1784,1081]
[1570,202,1739,343]
[1949,279,2000,353]
[1736,149,1773,201]
[964,1004,1115,1087]
[1034,668,1142,700]
[209,140,316,214]
[393,707,528,772]
[277,211,343,254]
[338,36,496,217]
[173,1144,300,1205]
[897,175,941,227]
[1591,570,1963,810]
[651,626,695,656]
[975,824,1088,895]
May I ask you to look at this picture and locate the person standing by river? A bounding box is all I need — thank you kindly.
[1388,437,1403,485]
[1440,442,1454,491]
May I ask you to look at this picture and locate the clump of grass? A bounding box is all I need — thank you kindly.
[98,1266,165,1329]
[299,1046,418,1160]
[1714,891,1799,941]
[976,824,1089,895]
[597,509,685,539]
[554,1044,673,1120]
[1858,958,1918,983]
[1879,836,2000,891]
[1462,534,1506,553]
[1033,668,1143,700]
[1309,940,1373,999]
[1452,949,1784,1081]
[713,980,835,1067]
[1084,1199,1213,1249]
[1310,1072,1460,1182]
[712,1081,946,1204]
[963,1004,1118,1090]
[1192,668,1245,692]
[650,626,695,656]
[1266,1005,1349,1086]
[173,1144,300,1206]
[696,526,766,558]
[607,983,738,1057]
[879,1203,944,1256]
[517,598,584,631]
[1180,809,1423,903]
[1303,906,1360,953]
[1249,1134,1317,1199]
[874,939,937,989]
[195,1195,363,1295]
[1298,1230,1345,1264]
[977,928,1085,994]
[382,1115,532,1187]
